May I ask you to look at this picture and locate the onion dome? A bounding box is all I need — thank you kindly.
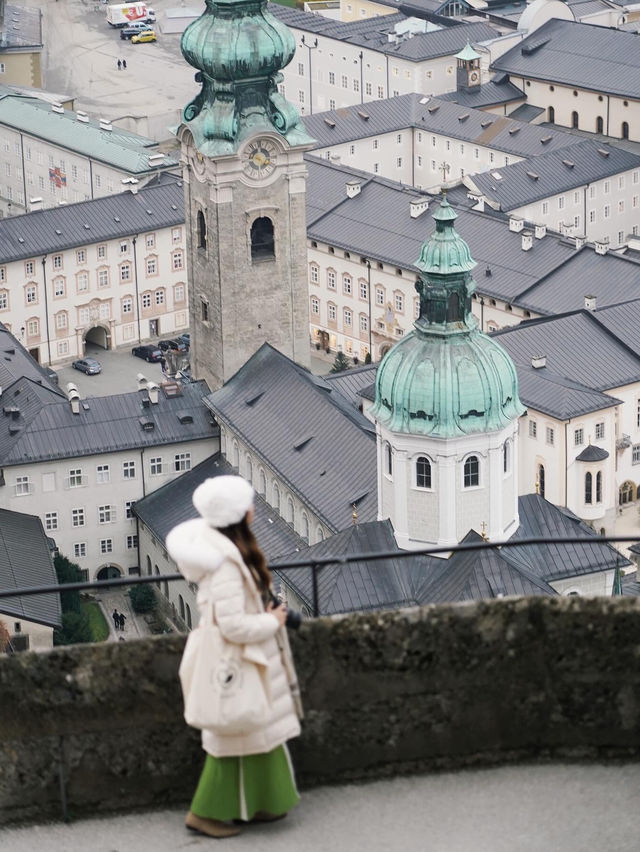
[371,198,525,437]
[180,0,314,156]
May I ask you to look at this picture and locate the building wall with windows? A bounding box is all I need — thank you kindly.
[0,221,188,366]
[340,0,396,22]
[0,439,214,582]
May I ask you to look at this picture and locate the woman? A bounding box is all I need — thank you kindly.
[166,475,302,839]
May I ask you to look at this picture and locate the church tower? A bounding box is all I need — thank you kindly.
[456,41,482,93]
[177,0,314,390]
[370,198,525,551]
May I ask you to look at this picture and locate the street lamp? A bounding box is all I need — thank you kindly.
[300,36,318,115]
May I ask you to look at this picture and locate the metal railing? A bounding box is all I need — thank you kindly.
[0,534,637,618]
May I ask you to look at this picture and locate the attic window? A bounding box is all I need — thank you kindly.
[490,171,502,180]
[146,209,153,215]
[293,436,313,451]
[177,412,193,424]
[526,171,539,180]
[508,126,520,135]
[540,136,552,144]
[18,237,24,243]
[458,113,469,122]
[324,118,336,127]
[139,417,155,431]
[114,216,120,222]
[55,229,61,235]
[597,148,610,158]
[84,224,90,230]
[562,160,574,168]
[481,119,492,128]
[171,204,178,210]
[428,104,440,114]
[357,110,369,120]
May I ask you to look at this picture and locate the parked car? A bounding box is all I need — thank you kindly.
[178,332,190,349]
[43,366,59,385]
[132,344,163,362]
[131,29,156,43]
[158,338,188,353]
[72,357,102,375]
[120,24,153,39]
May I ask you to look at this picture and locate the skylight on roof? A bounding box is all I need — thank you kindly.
[419,96,429,104]
[540,135,552,144]
[481,119,492,128]
[458,113,470,122]
[324,118,336,128]
[491,171,502,180]
[562,160,574,168]
[508,126,520,135]
[597,148,610,158]
[526,171,539,180]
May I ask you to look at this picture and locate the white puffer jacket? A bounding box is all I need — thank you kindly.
[166,518,302,757]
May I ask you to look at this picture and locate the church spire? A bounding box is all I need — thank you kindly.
[180,0,313,156]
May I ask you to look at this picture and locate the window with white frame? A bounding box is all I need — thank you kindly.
[125,501,134,519]
[174,284,185,302]
[416,456,432,489]
[155,289,164,305]
[310,264,319,284]
[343,275,352,295]
[463,455,479,487]
[120,240,129,254]
[172,251,184,270]
[122,297,133,314]
[77,271,88,292]
[394,293,403,312]
[633,444,640,465]
[14,475,30,496]
[68,468,83,487]
[27,319,39,336]
[100,539,113,554]
[72,508,85,527]
[172,227,181,243]
[574,428,584,446]
[120,263,131,282]
[98,505,114,524]
[55,312,67,330]
[54,277,65,297]
[546,426,554,445]
[97,244,106,259]
[311,296,320,315]
[360,280,367,300]
[96,269,107,288]
[529,420,537,438]
[142,293,151,308]
[360,314,368,332]
[327,269,336,289]
[57,340,69,356]
[53,255,62,269]
[74,542,87,558]
[377,85,384,98]
[127,535,138,549]
[595,422,604,440]
[123,460,136,479]
[25,285,37,304]
[45,512,58,531]
[328,303,336,322]
[96,464,110,483]
[344,308,352,327]
[150,457,163,475]
[174,452,191,471]
[376,286,384,306]
[146,233,155,249]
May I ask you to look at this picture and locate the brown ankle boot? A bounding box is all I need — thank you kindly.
[185,810,242,837]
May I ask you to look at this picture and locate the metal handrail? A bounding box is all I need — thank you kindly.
[0,534,637,617]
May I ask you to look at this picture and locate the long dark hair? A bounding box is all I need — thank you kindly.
[218,514,271,591]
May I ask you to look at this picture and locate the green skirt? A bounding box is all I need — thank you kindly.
[190,744,300,822]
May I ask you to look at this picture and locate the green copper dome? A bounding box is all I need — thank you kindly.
[371,199,525,438]
[180,0,314,156]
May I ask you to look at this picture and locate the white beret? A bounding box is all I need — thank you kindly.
[192,475,254,528]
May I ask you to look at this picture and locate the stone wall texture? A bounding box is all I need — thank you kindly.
[2,596,640,824]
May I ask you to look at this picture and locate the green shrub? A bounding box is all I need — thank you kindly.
[54,553,84,614]
[129,583,156,613]
[54,611,92,646]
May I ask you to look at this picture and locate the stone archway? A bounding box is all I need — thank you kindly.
[619,480,635,506]
[85,324,109,350]
[97,564,122,581]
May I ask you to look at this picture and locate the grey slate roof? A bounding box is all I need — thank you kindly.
[493,310,640,393]
[491,18,640,99]
[305,156,576,303]
[204,343,377,534]
[270,5,498,61]
[589,299,640,355]
[0,376,217,467]
[0,86,179,174]
[576,444,609,462]
[468,140,640,211]
[1,4,42,49]
[274,496,625,614]
[134,453,305,562]
[515,364,620,419]
[0,177,185,264]
[0,508,61,628]
[322,363,378,409]
[507,103,545,123]
[438,78,524,108]
[304,93,574,157]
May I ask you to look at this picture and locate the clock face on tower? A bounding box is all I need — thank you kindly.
[242,138,278,181]
[469,70,479,84]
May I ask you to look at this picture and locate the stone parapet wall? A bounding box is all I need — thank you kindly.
[2,596,640,824]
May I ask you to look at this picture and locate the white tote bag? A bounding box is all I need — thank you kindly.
[179,602,271,735]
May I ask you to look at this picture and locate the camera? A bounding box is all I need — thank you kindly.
[268,591,302,631]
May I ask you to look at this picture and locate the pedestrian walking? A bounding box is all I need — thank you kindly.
[122,59,127,70]
[167,476,302,839]
[117,59,122,70]
[118,612,127,631]
[112,609,119,630]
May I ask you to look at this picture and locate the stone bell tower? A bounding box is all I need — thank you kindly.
[176,0,314,390]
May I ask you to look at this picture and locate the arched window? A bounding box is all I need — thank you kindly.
[232,441,239,468]
[463,455,479,488]
[245,454,253,483]
[571,111,579,129]
[596,116,603,134]
[251,217,274,261]
[503,440,510,474]
[273,483,280,512]
[622,122,629,140]
[416,456,431,489]
[146,555,152,576]
[154,564,160,589]
[287,496,295,525]
[596,471,602,504]
[179,594,185,619]
[301,512,309,543]
[258,468,266,496]
[548,106,555,123]
[197,209,207,250]
[619,481,634,505]
[316,526,324,542]
[385,442,393,476]
[538,464,545,498]
[585,472,593,504]
[163,579,169,598]
[186,603,192,629]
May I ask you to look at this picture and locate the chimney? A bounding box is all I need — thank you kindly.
[147,381,159,404]
[346,179,361,198]
[574,235,586,250]
[521,230,533,251]
[68,389,80,415]
[534,224,546,240]
[29,197,43,211]
[595,239,609,256]
[409,198,429,218]
[471,195,485,212]
[137,372,148,391]
[509,217,524,233]
[584,295,597,311]
[531,355,546,369]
